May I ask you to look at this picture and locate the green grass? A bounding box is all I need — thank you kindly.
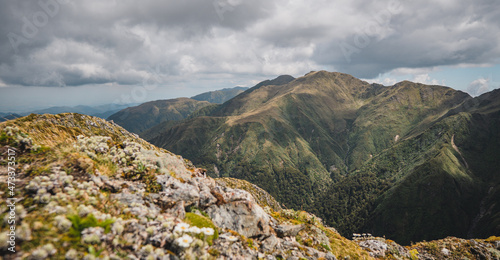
[67,214,114,238]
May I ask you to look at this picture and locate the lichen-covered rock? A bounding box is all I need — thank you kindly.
[206,189,272,238]
[275,224,305,238]
[358,239,388,258]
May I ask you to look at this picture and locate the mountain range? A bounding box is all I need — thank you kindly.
[0,112,21,122]
[191,86,249,104]
[0,103,138,120]
[107,71,500,244]
[107,86,251,136]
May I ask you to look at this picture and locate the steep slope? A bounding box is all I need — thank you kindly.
[107,98,211,134]
[0,114,375,259]
[149,71,471,215]
[191,86,249,104]
[315,89,500,244]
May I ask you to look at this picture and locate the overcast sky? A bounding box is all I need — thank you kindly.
[0,0,499,112]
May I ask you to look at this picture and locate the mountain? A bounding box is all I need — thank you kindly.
[145,71,500,244]
[1,113,498,259]
[26,103,136,119]
[0,112,21,122]
[316,87,500,244]
[107,98,212,135]
[192,86,250,104]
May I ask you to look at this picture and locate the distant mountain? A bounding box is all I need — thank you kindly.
[0,112,21,122]
[145,71,500,244]
[107,98,212,134]
[27,103,136,119]
[191,86,249,104]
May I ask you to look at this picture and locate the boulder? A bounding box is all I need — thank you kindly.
[275,224,305,238]
[206,189,272,238]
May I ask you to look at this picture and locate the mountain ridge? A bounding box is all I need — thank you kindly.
[191,86,249,104]
[142,70,498,244]
[107,98,212,135]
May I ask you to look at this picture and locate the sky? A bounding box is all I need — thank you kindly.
[0,0,499,113]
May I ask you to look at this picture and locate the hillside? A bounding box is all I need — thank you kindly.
[107,98,212,134]
[0,113,21,122]
[2,114,499,259]
[145,71,500,244]
[191,86,249,104]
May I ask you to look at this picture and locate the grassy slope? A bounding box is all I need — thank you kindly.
[317,90,500,244]
[107,98,211,134]
[147,71,500,244]
[149,72,470,212]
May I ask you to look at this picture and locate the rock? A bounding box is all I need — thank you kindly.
[159,179,200,207]
[199,189,217,207]
[111,191,144,206]
[206,189,272,238]
[325,252,337,260]
[441,247,450,256]
[166,201,186,220]
[275,224,305,238]
[358,239,388,258]
[261,235,281,252]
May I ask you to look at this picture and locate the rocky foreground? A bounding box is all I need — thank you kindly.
[0,113,499,259]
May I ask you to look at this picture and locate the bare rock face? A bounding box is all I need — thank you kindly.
[358,239,388,258]
[275,224,305,238]
[206,188,272,238]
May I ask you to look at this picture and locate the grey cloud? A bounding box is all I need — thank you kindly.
[0,0,274,87]
[313,0,500,78]
[0,0,499,89]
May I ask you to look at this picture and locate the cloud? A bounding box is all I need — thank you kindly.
[312,0,500,78]
[0,0,499,91]
[412,74,443,86]
[467,77,491,96]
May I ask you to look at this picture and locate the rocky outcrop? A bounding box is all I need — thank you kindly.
[0,117,370,259]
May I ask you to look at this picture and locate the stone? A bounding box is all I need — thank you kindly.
[166,201,186,220]
[358,239,388,258]
[275,224,305,238]
[261,234,281,252]
[206,193,271,238]
[159,180,200,207]
[199,190,217,208]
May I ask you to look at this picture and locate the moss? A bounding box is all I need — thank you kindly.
[184,212,219,244]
